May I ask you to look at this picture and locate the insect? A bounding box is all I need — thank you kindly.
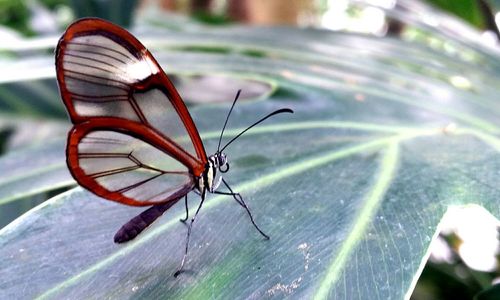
[55,18,293,276]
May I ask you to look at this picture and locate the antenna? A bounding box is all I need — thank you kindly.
[219,108,293,153]
[217,90,241,153]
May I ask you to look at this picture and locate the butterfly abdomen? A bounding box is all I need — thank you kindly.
[114,199,180,243]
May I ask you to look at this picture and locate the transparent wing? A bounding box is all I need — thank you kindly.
[56,18,207,169]
[68,120,196,206]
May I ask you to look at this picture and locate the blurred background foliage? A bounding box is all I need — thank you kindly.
[0,0,499,299]
[1,0,500,34]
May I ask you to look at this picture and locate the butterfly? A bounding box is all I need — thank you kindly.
[55,17,293,276]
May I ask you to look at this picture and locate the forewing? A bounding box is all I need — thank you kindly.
[56,18,207,167]
[68,120,195,206]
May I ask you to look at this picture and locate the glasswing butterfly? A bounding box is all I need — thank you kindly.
[55,18,293,276]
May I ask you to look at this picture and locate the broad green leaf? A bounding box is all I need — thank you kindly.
[0,71,65,118]
[0,132,73,227]
[69,0,138,27]
[426,0,484,28]
[1,4,499,300]
[476,284,500,300]
[0,137,72,207]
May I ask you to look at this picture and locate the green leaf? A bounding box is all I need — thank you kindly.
[426,0,484,28]
[476,284,500,300]
[69,0,138,27]
[1,6,500,300]
[0,77,66,118]
[0,137,72,207]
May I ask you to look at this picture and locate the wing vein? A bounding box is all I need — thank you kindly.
[64,55,127,75]
[79,152,131,158]
[64,70,130,88]
[66,49,129,66]
[114,172,164,194]
[128,96,148,124]
[70,92,129,100]
[72,95,129,103]
[88,165,142,179]
[69,41,135,63]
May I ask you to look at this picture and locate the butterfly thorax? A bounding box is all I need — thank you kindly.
[196,152,228,194]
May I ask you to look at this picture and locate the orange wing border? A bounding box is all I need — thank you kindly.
[67,118,198,206]
[56,18,208,172]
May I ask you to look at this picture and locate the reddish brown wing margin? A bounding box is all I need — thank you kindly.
[56,18,207,206]
[67,119,195,206]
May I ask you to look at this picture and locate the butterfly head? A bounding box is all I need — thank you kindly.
[206,152,229,192]
[215,152,229,173]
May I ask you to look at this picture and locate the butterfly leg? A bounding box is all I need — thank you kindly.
[179,195,189,223]
[215,178,270,240]
[174,188,206,277]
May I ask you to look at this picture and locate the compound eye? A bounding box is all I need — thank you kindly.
[219,162,229,173]
[217,153,227,165]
